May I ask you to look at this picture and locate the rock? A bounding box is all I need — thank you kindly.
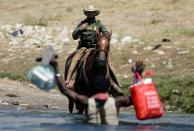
[121,36,133,44]
[177,50,190,55]
[42,104,49,108]
[11,29,23,37]
[110,38,118,45]
[144,46,152,50]
[162,38,171,42]
[116,47,122,50]
[12,101,20,105]
[34,25,46,33]
[0,32,6,42]
[138,41,145,45]
[123,75,128,78]
[132,39,140,43]
[15,23,23,30]
[0,100,9,105]
[152,44,162,50]
[54,26,70,44]
[132,50,139,54]
[172,89,182,95]
[163,45,172,49]
[17,107,26,110]
[111,33,119,39]
[166,59,174,70]
[165,104,171,110]
[128,59,133,64]
[69,29,74,33]
[51,106,60,110]
[20,104,29,106]
[6,93,18,98]
[0,24,13,32]
[151,64,155,68]
[23,38,38,46]
[154,50,165,55]
[23,26,34,36]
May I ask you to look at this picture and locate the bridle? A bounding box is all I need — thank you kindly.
[96,49,109,56]
[96,35,110,56]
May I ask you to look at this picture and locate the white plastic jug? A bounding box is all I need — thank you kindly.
[28,65,56,90]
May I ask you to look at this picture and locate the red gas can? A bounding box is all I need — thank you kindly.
[130,72,164,120]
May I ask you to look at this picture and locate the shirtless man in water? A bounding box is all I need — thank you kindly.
[50,58,133,125]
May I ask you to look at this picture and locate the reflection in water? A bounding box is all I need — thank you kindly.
[0,110,194,131]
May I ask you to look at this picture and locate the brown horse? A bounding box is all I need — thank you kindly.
[64,31,121,113]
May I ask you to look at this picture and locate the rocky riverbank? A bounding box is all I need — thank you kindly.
[0,78,69,111]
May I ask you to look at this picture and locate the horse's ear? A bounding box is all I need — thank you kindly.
[96,29,100,36]
[109,30,112,38]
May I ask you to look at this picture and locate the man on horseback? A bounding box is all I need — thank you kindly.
[65,5,123,96]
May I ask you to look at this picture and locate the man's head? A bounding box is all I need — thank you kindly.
[91,75,109,100]
[83,5,100,18]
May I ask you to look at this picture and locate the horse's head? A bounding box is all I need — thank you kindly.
[95,30,112,67]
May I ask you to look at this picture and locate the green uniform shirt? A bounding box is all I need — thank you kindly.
[72,18,109,49]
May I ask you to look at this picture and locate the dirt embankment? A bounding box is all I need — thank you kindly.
[0,78,69,111]
[0,78,132,113]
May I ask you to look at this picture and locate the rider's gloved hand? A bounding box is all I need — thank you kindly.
[79,23,88,31]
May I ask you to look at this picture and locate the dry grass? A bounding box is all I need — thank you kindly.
[0,0,194,79]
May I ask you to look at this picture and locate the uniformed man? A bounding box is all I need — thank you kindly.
[65,5,110,88]
[65,5,123,96]
[72,5,109,49]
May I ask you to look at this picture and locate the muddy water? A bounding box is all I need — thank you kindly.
[0,109,194,131]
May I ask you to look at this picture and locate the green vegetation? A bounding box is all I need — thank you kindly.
[181,28,194,37]
[0,72,27,81]
[23,16,48,26]
[155,75,194,113]
[122,75,194,113]
[66,6,73,12]
[150,19,163,25]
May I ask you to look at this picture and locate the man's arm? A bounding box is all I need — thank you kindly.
[99,22,109,36]
[115,96,132,111]
[72,21,89,40]
[50,60,88,105]
[72,22,83,40]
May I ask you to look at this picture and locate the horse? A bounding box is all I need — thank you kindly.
[64,31,122,113]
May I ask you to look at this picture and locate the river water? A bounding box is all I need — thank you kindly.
[0,109,194,131]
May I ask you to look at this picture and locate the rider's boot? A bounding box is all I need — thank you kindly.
[65,71,77,89]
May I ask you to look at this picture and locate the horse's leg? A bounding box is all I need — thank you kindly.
[68,98,74,113]
[75,101,85,114]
